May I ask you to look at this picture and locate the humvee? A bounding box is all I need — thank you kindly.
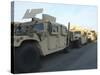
[69,26,87,47]
[87,30,97,42]
[12,9,69,73]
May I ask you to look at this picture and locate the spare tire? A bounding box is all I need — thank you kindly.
[15,42,41,73]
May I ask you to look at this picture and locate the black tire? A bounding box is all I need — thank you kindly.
[88,38,92,43]
[77,39,82,48]
[15,42,41,73]
[63,47,69,53]
[71,39,81,48]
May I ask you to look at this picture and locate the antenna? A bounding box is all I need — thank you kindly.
[23,8,43,19]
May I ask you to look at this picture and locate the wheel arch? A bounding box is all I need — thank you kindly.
[18,39,43,56]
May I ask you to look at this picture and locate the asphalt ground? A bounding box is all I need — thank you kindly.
[39,42,97,72]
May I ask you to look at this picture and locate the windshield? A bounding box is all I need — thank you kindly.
[15,23,44,35]
[74,31,81,34]
[33,23,44,32]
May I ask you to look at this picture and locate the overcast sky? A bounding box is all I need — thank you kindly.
[13,1,98,31]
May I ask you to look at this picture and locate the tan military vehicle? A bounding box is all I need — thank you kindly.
[87,30,97,42]
[12,9,69,72]
[69,25,87,47]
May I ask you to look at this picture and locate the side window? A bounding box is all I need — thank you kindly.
[84,32,87,36]
[82,32,86,37]
[64,27,67,33]
[52,27,56,32]
[47,22,59,34]
[52,25,58,32]
[61,26,67,35]
[48,24,58,34]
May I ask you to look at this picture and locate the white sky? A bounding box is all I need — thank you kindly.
[13,1,98,31]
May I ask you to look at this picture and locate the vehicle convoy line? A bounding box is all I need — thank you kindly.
[11,8,97,73]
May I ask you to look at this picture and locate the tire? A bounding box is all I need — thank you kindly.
[15,42,41,73]
[72,39,81,48]
[77,39,82,48]
[88,38,91,43]
[63,47,69,53]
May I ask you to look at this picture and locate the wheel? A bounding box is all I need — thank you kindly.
[77,39,82,48]
[72,39,81,48]
[88,38,92,43]
[14,42,41,73]
[63,47,69,53]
